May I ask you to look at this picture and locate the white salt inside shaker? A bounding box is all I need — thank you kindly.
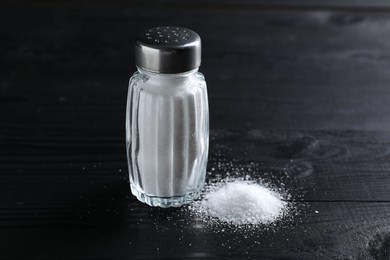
[126,26,209,207]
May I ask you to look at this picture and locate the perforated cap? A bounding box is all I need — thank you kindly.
[135,26,201,73]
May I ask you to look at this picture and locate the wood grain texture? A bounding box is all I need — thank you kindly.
[2,1,390,259]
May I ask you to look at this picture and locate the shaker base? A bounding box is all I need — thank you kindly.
[130,183,202,208]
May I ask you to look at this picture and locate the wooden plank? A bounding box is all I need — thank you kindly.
[7,0,390,12]
[1,130,390,204]
[0,201,389,258]
[2,5,390,131]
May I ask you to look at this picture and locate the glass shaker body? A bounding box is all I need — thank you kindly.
[126,67,209,207]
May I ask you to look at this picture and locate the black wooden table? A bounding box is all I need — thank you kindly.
[2,1,390,259]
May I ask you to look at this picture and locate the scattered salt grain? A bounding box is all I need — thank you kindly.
[200,181,287,225]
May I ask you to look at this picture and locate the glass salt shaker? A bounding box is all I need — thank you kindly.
[126,26,209,207]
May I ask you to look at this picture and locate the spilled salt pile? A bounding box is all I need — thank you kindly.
[198,180,288,225]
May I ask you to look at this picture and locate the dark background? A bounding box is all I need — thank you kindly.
[2,0,390,259]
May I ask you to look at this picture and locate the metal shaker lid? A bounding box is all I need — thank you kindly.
[135,26,201,73]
